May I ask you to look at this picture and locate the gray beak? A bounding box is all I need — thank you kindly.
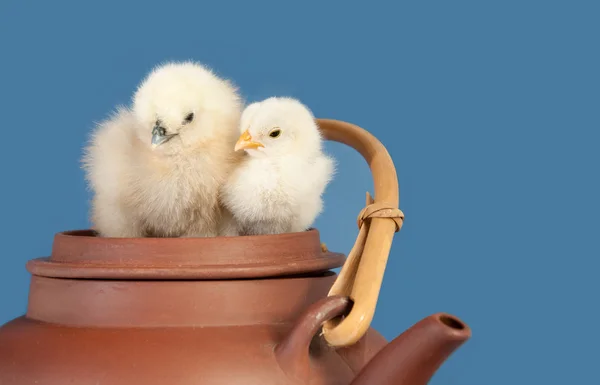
[151,125,178,148]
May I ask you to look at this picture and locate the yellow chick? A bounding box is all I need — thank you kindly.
[220,97,335,236]
[82,61,243,237]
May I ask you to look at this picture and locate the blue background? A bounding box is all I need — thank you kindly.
[1,1,598,384]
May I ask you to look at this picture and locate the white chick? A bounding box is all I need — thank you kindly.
[82,61,243,238]
[220,97,335,236]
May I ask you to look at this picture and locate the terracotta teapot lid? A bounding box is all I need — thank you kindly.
[26,228,345,280]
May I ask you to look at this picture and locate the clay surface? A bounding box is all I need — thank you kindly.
[0,230,385,385]
[0,229,470,385]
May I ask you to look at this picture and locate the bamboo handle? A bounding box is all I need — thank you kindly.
[316,118,404,347]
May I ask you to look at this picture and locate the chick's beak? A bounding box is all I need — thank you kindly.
[234,129,264,151]
[151,125,178,149]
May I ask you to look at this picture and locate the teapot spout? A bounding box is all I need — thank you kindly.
[349,313,471,385]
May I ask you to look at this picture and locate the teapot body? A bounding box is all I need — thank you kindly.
[0,315,382,385]
[0,229,471,385]
[0,230,386,385]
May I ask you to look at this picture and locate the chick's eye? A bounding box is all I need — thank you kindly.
[183,113,194,124]
[269,129,281,138]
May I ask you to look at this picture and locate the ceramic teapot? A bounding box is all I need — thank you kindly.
[0,119,471,384]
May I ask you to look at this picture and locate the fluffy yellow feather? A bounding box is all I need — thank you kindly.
[82,62,243,237]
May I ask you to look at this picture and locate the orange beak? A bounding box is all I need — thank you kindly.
[234,129,264,151]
